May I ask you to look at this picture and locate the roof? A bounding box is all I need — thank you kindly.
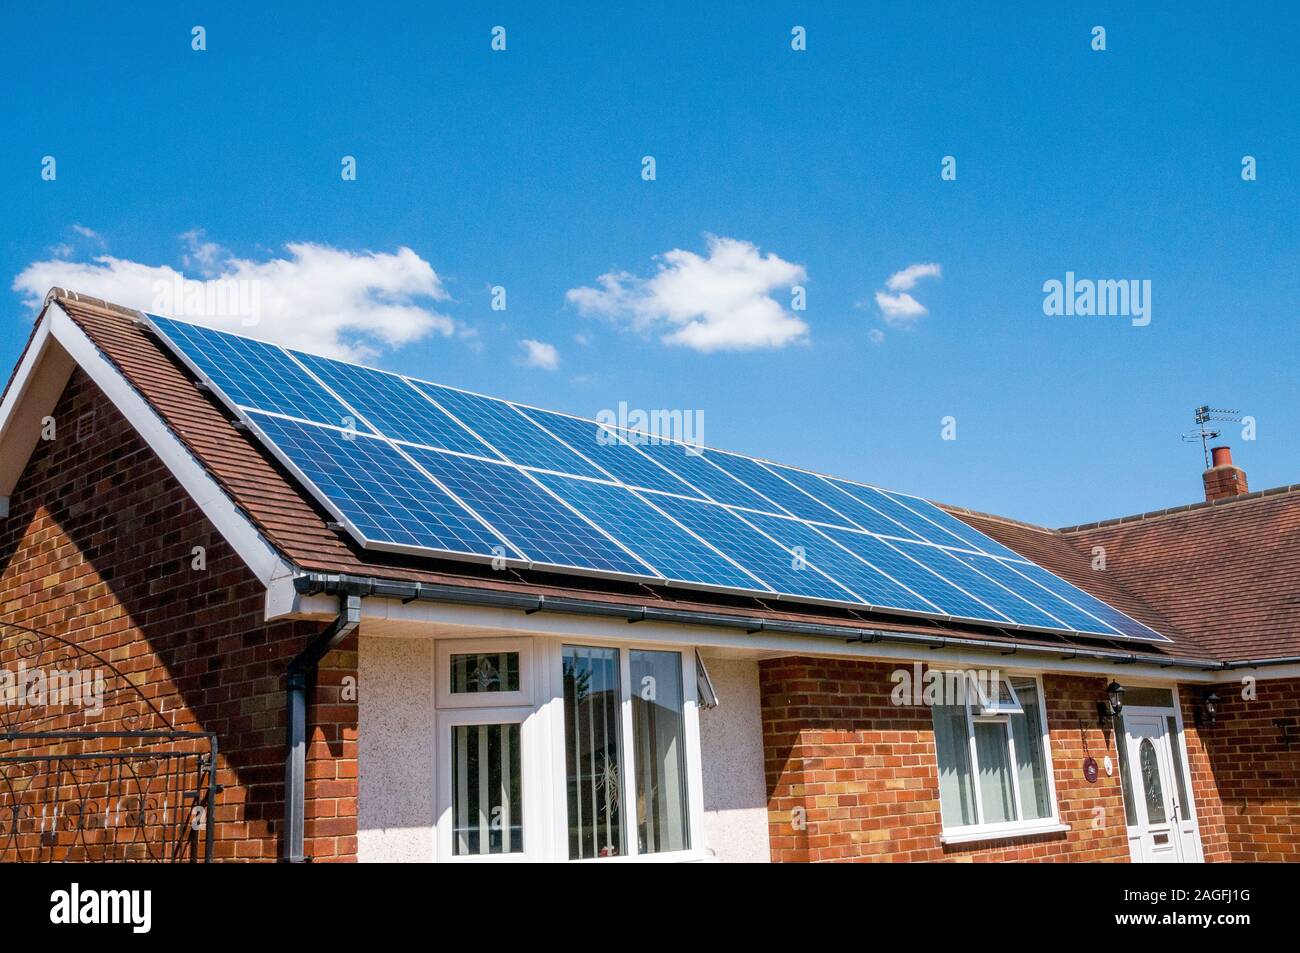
[14,290,1296,666]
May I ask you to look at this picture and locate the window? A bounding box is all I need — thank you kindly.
[630,650,689,853]
[562,644,694,859]
[931,674,1059,837]
[563,646,625,858]
[451,722,522,855]
[451,651,520,694]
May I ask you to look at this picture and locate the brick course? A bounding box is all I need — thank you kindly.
[761,657,1134,862]
[0,369,357,861]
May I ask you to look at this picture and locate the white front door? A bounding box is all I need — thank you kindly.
[1123,712,1200,863]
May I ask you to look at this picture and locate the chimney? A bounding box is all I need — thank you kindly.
[1203,445,1248,502]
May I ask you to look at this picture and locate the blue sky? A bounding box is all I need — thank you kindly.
[2,2,1296,527]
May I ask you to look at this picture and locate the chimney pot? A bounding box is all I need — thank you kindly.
[1203,445,1248,502]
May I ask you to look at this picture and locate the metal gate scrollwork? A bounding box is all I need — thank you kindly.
[0,622,218,862]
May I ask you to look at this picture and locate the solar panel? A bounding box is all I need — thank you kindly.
[410,381,606,479]
[147,315,1170,644]
[533,473,765,591]
[152,315,368,431]
[247,412,509,557]
[516,408,702,498]
[293,352,499,458]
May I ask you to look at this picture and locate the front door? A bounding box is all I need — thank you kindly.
[1123,712,1196,862]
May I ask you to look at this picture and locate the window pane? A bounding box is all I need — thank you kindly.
[451,723,522,855]
[563,646,624,858]
[974,721,1017,824]
[450,651,520,694]
[932,703,977,826]
[1009,678,1053,820]
[630,650,690,853]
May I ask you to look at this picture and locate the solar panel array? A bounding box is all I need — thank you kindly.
[147,314,1168,643]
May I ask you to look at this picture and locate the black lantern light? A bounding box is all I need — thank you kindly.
[1196,689,1220,728]
[1097,680,1125,726]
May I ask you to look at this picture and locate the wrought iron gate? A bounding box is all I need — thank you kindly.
[0,623,219,862]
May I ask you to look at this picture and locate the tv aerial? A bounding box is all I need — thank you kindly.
[1182,405,1241,469]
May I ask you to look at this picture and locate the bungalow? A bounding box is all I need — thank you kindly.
[0,288,1295,863]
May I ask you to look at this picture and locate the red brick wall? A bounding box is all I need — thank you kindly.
[1182,677,1300,862]
[759,657,1132,862]
[0,369,357,861]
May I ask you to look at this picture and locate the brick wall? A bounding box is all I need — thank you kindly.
[0,369,356,861]
[1182,677,1300,862]
[759,656,1132,862]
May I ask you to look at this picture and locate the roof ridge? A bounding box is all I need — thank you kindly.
[1058,482,1300,533]
[47,288,147,321]
[939,503,1058,535]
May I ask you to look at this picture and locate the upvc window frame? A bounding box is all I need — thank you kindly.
[435,637,535,709]
[545,638,707,863]
[434,704,546,863]
[934,672,1067,844]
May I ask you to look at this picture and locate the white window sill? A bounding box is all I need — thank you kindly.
[939,821,1071,846]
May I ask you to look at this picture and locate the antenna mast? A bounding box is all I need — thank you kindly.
[1182,405,1240,469]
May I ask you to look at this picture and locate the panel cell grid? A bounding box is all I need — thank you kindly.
[634,442,778,511]
[998,559,1160,640]
[948,551,1118,635]
[767,464,924,540]
[818,526,1006,622]
[248,412,503,554]
[293,352,498,458]
[534,473,763,591]
[706,452,854,526]
[889,541,1064,630]
[410,382,605,478]
[881,490,1028,561]
[151,315,366,429]
[648,494,856,603]
[828,479,973,550]
[518,409,703,497]
[403,446,651,576]
[739,511,941,614]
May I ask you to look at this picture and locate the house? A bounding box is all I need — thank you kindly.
[0,288,1296,863]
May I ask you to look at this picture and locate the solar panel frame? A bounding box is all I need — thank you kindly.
[145,314,1173,644]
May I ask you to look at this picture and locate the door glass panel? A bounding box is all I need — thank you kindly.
[1138,738,1167,824]
[450,651,520,694]
[1166,715,1191,821]
[562,646,625,858]
[1114,715,1138,826]
[1123,687,1174,708]
[630,650,690,853]
[974,722,1017,824]
[451,723,523,855]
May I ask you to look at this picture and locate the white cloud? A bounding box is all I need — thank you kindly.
[13,235,459,361]
[71,224,102,241]
[868,328,886,345]
[566,235,808,352]
[885,262,941,291]
[519,338,560,370]
[872,262,942,328]
[874,290,928,322]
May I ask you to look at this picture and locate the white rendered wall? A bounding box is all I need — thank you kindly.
[357,636,436,862]
[698,657,771,862]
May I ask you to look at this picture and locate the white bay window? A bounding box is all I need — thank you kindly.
[435,637,705,861]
